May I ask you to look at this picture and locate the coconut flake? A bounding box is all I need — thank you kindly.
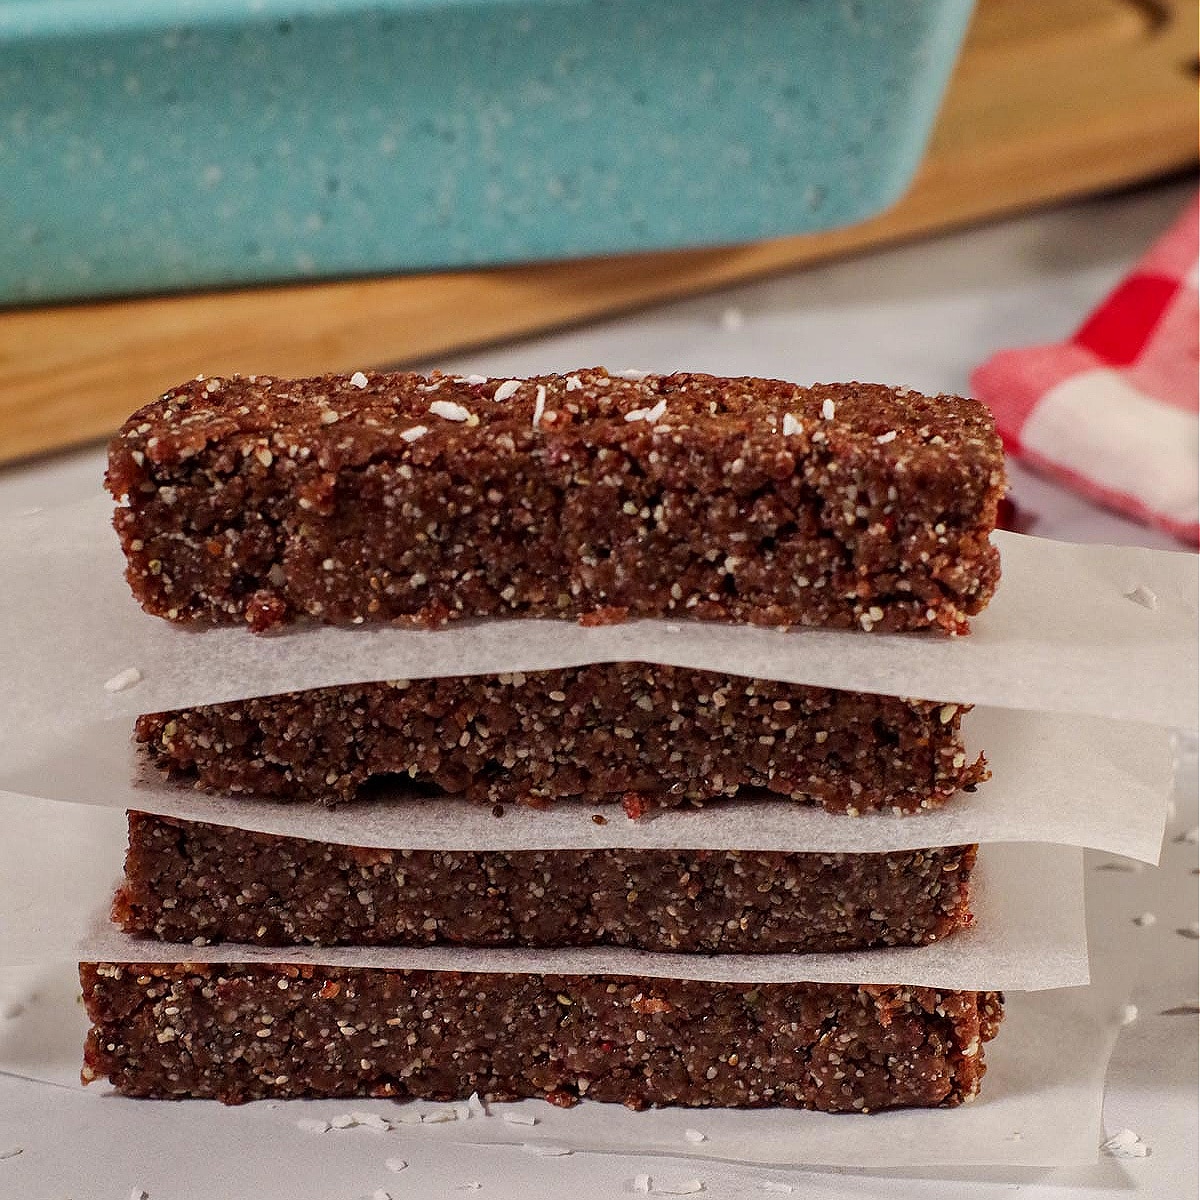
[1102,1129,1149,1158]
[782,413,802,437]
[821,398,836,420]
[624,398,668,424]
[1124,584,1158,610]
[349,371,369,389]
[876,430,897,444]
[501,1111,538,1126]
[615,368,649,381]
[564,375,583,391]
[104,667,142,693]
[421,1108,459,1124]
[400,425,428,443]
[460,374,488,385]
[429,400,472,423]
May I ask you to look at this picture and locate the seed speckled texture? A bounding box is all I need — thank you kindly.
[106,370,1004,634]
[115,813,977,954]
[80,963,1002,1111]
[136,666,984,815]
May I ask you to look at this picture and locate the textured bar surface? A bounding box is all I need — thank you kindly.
[106,369,1004,634]
[80,963,1002,1111]
[115,813,977,954]
[136,665,985,814]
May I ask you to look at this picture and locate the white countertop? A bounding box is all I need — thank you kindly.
[1,179,1195,1199]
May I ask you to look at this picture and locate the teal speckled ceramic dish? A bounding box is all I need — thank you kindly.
[0,0,974,303]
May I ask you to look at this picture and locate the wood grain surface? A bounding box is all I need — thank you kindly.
[1,0,1196,465]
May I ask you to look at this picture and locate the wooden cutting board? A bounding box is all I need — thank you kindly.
[2,0,1195,466]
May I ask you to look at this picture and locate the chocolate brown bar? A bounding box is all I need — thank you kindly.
[114,813,977,954]
[136,666,985,814]
[106,370,1004,634]
[80,963,1002,1111]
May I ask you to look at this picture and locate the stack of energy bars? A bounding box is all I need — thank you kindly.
[82,368,1007,1113]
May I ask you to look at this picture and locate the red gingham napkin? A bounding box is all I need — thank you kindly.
[971,196,1199,545]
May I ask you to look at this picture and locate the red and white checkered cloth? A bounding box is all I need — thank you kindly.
[972,196,1199,545]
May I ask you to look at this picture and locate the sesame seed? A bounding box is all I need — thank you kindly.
[349,371,369,388]
[429,399,471,422]
[493,379,521,402]
[532,384,547,428]
[460,373,488,385]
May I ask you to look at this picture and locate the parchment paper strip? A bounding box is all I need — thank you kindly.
[1,793,1086,989]
[0,705,1171,862]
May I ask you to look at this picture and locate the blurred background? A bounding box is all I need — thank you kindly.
[1,0,1196,547]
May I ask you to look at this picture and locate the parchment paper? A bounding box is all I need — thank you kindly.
[0,958,1125,1169]
[2,790,1086,990]
[0,704,1172,862]
[2,497,1196,737]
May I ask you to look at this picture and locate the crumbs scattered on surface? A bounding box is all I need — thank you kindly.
[684,1128,707,1144]
[296,1117,330,1133]
[1160,1003,1200,1015]
[1175,827,1199,845]
[104,667,142,693]
[386,1159,408,1172]
[521,1144,573,1157]
[1120,1004,1139,1026]
[1177,923,1199,940]
[1132,912,1157,927]
[0,1148,22,1161]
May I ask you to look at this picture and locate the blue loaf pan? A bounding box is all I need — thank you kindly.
[0,0,974,304]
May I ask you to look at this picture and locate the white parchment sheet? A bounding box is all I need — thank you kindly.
[0,957,1123,1169]
[1,496,1196,733]
[0,705,1173,863]
[2,793,1087,990]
